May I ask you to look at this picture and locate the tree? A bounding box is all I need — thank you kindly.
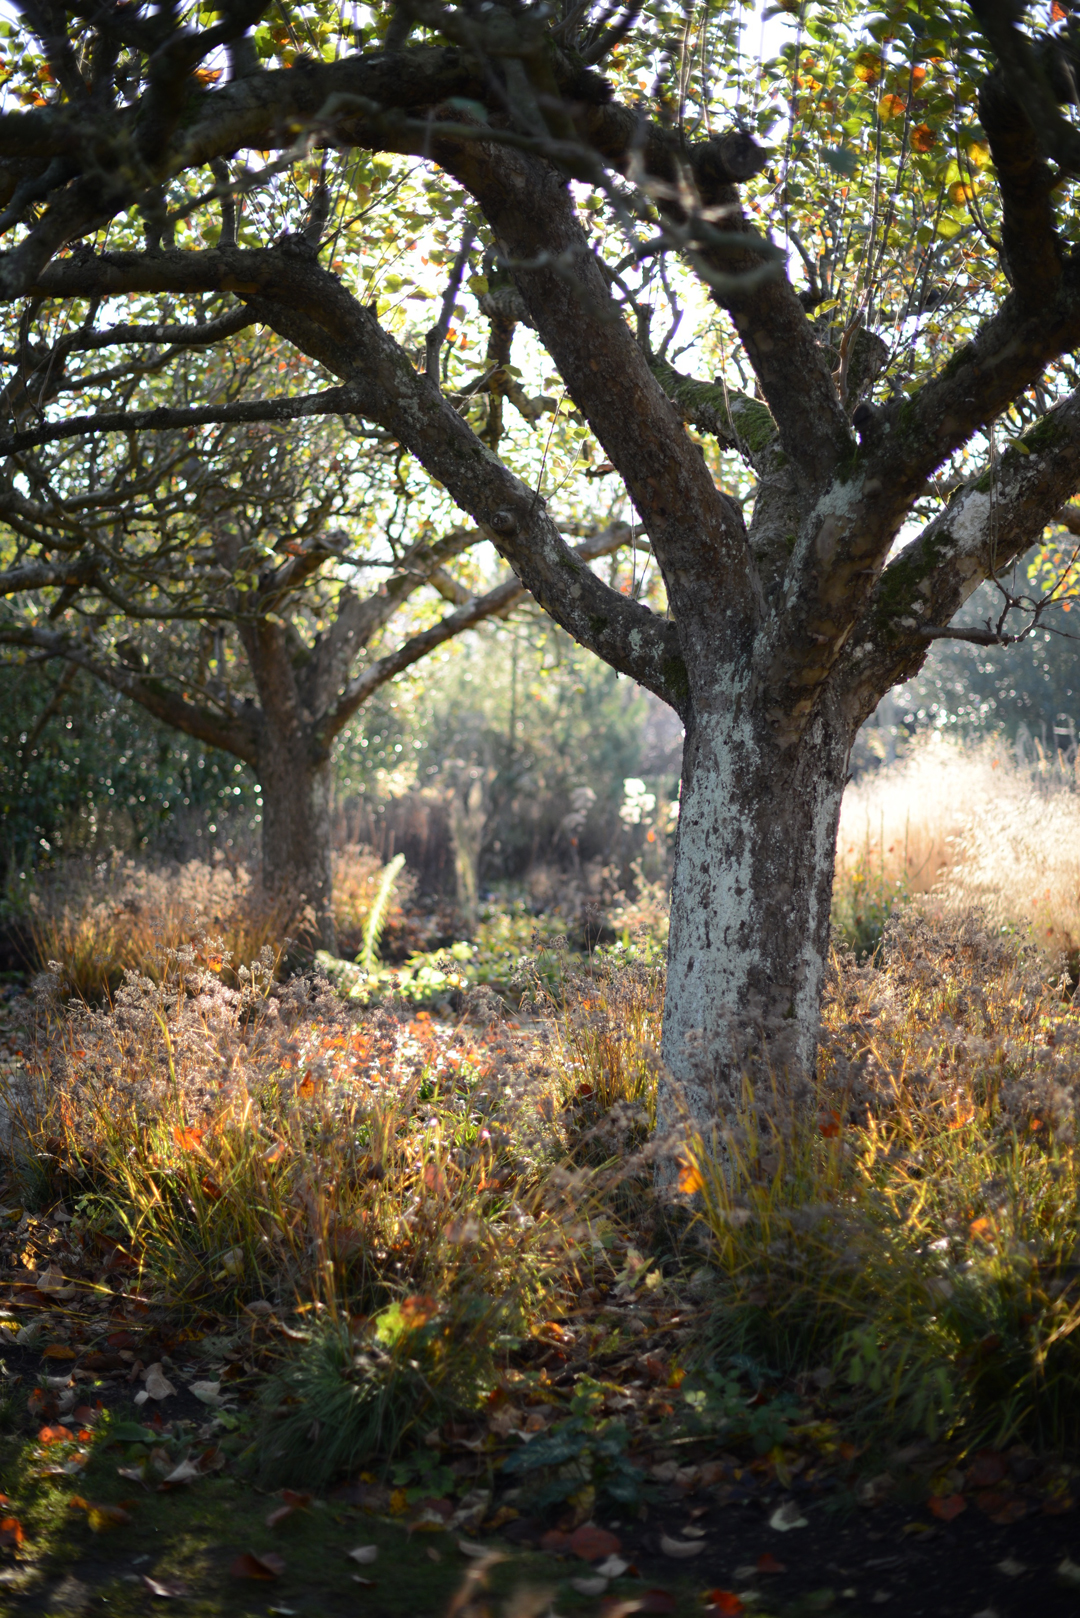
[2,0,1080,1122]
[0,334,628,947]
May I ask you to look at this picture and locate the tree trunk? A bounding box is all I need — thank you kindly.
[257,741,337,954]
[659,698,852,1139]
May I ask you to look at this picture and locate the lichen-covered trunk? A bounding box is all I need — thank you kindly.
[258,741,336,954]
[659,698,852,1139]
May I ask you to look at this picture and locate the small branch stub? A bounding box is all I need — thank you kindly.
[489,509,517,534]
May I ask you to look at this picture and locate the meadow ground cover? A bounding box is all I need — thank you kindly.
[1,884,1080,1613]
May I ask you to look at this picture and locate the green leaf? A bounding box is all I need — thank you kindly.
[105,1421,158,1444]
[823,147,860,178]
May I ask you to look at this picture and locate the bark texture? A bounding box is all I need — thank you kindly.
[661,698,850,1128]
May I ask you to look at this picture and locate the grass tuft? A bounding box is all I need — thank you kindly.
[684,907,1080,1452]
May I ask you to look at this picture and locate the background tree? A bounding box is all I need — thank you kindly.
[0,330,628,947]
[3,0,1080,1126]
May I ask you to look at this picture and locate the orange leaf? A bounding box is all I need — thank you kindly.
[969,1217,992,1239]
[757,1553,786,1573]
[400,1294,439,1329]
[42,1344,76,1360]
[0,1516,25,1548]
[38,1425,74,1445]
[200,1176,222,1201]
[928,1493,966,1521]
[677,1160,704,1194]
[173,1125,203,1151]
[230,1551,285,1579]
[1053,0,1068,19]
[705,1593,744,1616]
[878,92,906,120]
[818,1109,842,1138]
[911,122,936,152]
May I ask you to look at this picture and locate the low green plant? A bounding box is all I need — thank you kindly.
[679,1367,801,1454]
[257,1292,504,1488]
[500,1386,647,1508]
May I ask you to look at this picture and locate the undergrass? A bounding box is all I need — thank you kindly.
[3,900,1080,1502]
[0,1424,654,1618]
[685,908,1080,1453]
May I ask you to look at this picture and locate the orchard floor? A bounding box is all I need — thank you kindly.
[1,1324,1079,1618]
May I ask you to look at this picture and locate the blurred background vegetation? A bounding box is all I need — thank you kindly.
[5,553,1080,985]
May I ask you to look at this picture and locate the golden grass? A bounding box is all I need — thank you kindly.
[7,856,1080,1470]
[20,845,408,999]
[837,732,1080,962]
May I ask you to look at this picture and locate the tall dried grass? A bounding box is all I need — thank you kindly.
[20,845,407,999]
[836,733,1080,962]
[4,942,580,1482]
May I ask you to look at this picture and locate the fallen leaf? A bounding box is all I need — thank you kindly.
[190,1381,226,1406]
[966,1451,1007,1489]
[1058,1557,1080,1588]
[141,1575,190,1598]
[768,1502,808,1532]
[41,1344,77,1361]
[159,1458,201,1487]
[705,1594,744,1617]
[540,1529,570,1553]
[0,1516,25,1548]
[596,1554,629,1578]
[244,1300,274,1316]
[997,1559,1026,1578]
[38,1424,74,1445]
[348,1545,379,1565]
[572,1576,609,1595]
[68,1498,132,1533]
[457,1540,493,1560]
[928,1493,966,1521]
[230,1551,285,1579]
[569,1524,621,1561]
[659,1533,705,1559]
[757,1553,786,1573]
[36,1266,76,1298]
[266,1490,312,1528]
[142,1365,176,1401]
